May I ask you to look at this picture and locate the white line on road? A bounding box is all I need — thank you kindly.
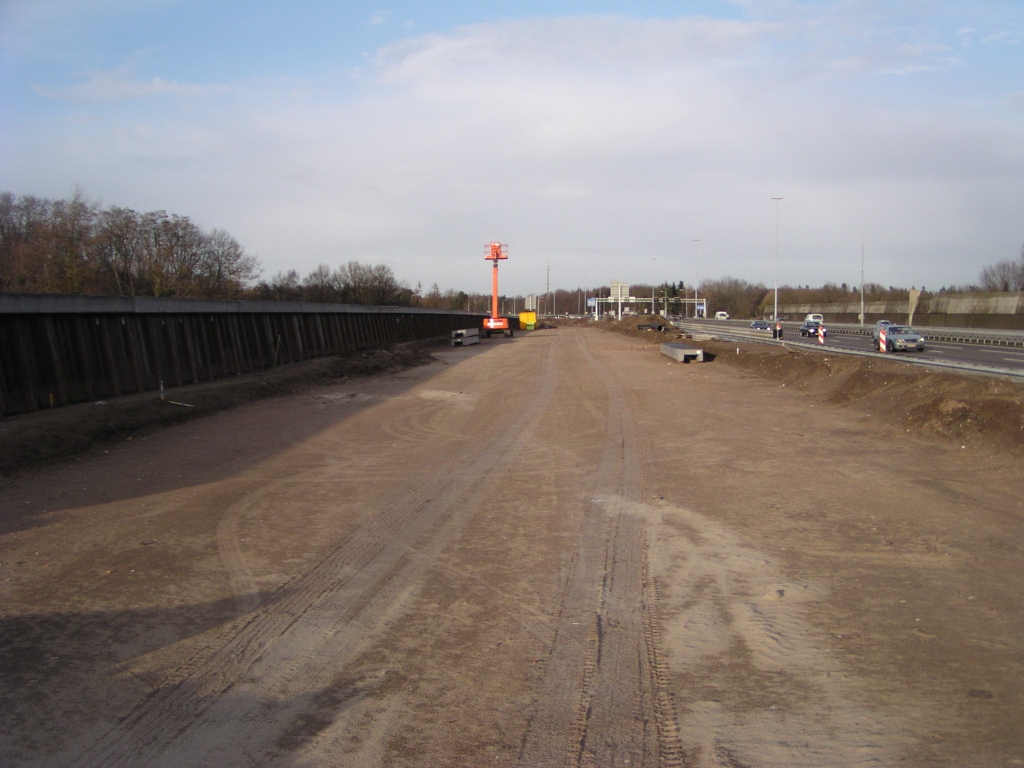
[977,347,1024,356]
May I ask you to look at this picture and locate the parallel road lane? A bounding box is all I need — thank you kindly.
[673,320,1024,381]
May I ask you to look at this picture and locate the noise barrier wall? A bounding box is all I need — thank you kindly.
[0,293,485,417]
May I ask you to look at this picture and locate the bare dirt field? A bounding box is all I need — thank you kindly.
[1,326,1022,767]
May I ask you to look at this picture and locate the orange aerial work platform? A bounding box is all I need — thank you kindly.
[483,242,513,338]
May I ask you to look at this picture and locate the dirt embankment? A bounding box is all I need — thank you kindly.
[0,341,440,479]
[597,316,1024,455]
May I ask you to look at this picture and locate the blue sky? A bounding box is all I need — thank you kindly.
[2,1,1023,296]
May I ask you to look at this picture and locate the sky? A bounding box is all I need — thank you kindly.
[1,1,1023,297]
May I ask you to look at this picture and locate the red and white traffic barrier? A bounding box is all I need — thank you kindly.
[818,325,826,344]
[879,327,887,352]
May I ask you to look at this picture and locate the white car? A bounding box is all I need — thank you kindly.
[715,311,730,320]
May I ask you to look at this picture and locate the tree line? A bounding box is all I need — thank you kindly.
[979,245,1024,292]
[4,191,1021,313]
[0,191,259,299]
[0,191,423,307]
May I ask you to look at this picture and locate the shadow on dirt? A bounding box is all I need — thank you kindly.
[0,588,393,766]
[0,342,442,478]
[0,335,526,532]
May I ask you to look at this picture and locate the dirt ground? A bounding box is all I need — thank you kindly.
[1,326,1022,767]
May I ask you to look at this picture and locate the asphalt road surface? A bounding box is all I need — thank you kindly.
[791,330,1024,369]
[691,320,1024,375]
[2,327,1023,767]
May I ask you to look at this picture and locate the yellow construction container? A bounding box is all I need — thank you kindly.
[519,311,537,330]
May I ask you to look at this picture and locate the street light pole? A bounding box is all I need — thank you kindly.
[772,196,782,323]
[692,239,699,318]
[860,241,865,326]
[546,266,551,318]
[650,258,657,316]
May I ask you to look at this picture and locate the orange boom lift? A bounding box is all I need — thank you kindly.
[483,242,513,338]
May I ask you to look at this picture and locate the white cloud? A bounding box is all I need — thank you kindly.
[536,185,594,201]
[35,65,229,101]
[5,8,1023,294]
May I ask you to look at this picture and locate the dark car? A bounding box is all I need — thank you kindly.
[749,320,771,330]
[799,320,827,338]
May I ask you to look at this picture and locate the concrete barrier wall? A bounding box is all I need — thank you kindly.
[0,293,485,417]
[780,292,1024,330]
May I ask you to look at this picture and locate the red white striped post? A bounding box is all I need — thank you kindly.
[879,327,887,352]
[818,325,826,344]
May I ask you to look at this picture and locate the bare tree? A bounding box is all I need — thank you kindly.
[198,229,260,297]
[336,261,415,306]
[1,190,261,298]
[979,247,1024,292]
[302,264,340,303]
[699,277,769,319]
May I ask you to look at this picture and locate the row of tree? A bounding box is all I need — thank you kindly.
[0,191,422,308]
[0,192,259,298]
[979,246,1024,292]
[249,263,417,306]
[4,191,1022,315]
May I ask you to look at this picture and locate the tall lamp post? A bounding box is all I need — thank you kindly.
[692,239,700,318]
[650,257,657,316]
[772,196,782,323]
[860,241,865,326]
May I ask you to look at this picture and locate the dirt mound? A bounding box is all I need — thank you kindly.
[593,319,1024,454]
[695,339,1024,454]
[586,315,685,341]
[0,341,440,479]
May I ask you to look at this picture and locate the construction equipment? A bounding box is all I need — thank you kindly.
[483,242,513,338]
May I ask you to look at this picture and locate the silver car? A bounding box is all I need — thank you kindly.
[880,325,925,352]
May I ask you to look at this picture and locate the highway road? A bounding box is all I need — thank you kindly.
[677,319,1024,378]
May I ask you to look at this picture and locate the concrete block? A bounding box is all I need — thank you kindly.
[660,342,704,363]
[452,328,481,346]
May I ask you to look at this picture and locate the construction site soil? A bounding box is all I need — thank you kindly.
[596,315,1024,455]
[2,324,1022,767]
[0,342,439,479]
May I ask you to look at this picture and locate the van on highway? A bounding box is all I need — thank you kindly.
[715,311,730,320]
[804,313,824,323]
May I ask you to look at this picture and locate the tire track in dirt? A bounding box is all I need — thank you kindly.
[519,330,682,768]
[71,335,563,768]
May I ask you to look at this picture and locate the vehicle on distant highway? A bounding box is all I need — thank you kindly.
[715,311,730,320]
[804,313,824,323]
[799,320,827,338]
[749,319,771,330]
[872,319,894,343]
[878,325,925,352]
